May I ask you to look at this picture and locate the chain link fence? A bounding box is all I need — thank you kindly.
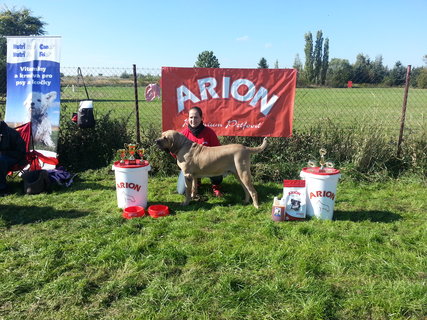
[1,65,426,139]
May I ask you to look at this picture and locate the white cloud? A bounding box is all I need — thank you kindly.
[265,42,273,48]
[236,35,249,42]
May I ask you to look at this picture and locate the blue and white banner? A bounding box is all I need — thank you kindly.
[5,36,61,151]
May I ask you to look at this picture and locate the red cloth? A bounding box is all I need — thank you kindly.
[180,126,220,147]
[162,67,297,137]
[145,83,161,102]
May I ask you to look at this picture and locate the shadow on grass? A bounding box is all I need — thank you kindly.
[334,210,402,223]
[155,181,280,215]
[69,181,115,191]
[0,205,88,227]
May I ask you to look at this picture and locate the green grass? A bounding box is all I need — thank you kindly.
[1,170,426,319]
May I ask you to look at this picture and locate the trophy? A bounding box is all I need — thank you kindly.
[137,148,145,163]
[308,148,334,171]
[319,148,327,169]
[117,149,126,164]
[125,143,138,164]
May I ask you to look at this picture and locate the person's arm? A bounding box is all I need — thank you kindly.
[206,128,221,146]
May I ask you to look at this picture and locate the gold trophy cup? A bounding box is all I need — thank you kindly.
[137,148,145,163]
[117,149,127,164]
[319,148,327,170]
[308,148,334,171]
[125,143,138,164]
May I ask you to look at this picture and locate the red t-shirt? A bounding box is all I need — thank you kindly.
[180,126,220,147]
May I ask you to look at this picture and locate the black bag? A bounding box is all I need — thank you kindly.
[22,170,52,195]
[77,100,95,128]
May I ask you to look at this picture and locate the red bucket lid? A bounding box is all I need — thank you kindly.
[301,167,340,175]
[283,180,306,187]
[114,160,149,168]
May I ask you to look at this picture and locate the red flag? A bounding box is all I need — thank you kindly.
[161,67,297,137]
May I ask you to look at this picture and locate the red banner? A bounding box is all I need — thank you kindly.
[161,67,297,137]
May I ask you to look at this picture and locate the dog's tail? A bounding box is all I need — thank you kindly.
[247,137,268,154]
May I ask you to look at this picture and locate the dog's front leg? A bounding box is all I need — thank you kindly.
[191,177,198,199]
[181,174,193,206]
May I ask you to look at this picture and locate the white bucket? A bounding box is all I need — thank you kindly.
[79,100,93,110]
[112,161,151,209]
[300,167,341,220]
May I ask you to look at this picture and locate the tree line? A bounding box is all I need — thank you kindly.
[195,31,427,89]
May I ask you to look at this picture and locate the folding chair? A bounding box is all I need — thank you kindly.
[8,122,59,176]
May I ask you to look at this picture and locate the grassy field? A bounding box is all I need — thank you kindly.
[1,171,426,319]
[1,86,425,135]
[58,86,427,134]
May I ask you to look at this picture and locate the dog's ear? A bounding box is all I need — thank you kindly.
[44,91,57,102]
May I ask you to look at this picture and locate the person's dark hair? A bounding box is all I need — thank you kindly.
[189,106,203,118]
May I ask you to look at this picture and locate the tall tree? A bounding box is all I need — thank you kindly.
[353,53,371,83]
[370,55,386,84]
[293,54,303,71]
[0,7,46,94]
[387,61,406,86]
[320,38,329,85]
[326,58,353,87]
[257,57,269,69]
[303,32,314,83]
[313,30,323,84]
[194,50,220,68]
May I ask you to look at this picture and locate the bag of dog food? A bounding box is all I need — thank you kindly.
[283,180,306,220]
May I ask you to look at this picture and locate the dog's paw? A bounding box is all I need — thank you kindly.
[193,194,207,202]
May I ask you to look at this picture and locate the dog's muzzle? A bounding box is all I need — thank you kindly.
[155,139,170,153]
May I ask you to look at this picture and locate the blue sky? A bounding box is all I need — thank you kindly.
[2,0,426,70]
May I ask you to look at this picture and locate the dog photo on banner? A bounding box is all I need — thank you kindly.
[5,36,62,153]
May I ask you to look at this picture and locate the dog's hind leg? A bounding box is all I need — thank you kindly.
[234,166,259,209]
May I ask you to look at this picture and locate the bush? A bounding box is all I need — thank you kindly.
[138,124,177,176]
[57,110,426,181]
[57,104,132,172]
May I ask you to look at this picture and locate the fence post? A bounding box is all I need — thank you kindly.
[133,64,141,144]
[397,65,411,157]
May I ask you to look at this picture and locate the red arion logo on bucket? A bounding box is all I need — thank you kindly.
[309,190,336,200]
[116,182,141,192]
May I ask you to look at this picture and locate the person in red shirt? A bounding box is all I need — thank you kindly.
[179,106,223,197]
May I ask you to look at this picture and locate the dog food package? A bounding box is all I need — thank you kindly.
[283,180,306,220]
[271,197,285,222]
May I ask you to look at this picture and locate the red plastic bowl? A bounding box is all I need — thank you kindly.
[148,205,170,218]
[122,206,145,219]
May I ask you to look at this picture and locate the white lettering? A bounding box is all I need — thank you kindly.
[176,85,200,113]
[175,76,280,115]
[231,79,256,102]
[198,77,219,100]
[222,76,230,98]
[250,86,279,115]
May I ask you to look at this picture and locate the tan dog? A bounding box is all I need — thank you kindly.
[156,130,267,208]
